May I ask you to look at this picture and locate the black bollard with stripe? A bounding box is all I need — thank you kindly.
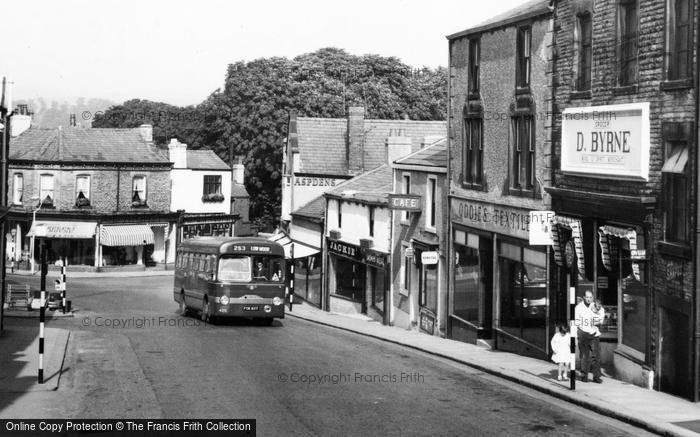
[569,287,576,390]
[61,260,66,313]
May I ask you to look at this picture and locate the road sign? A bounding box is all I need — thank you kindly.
[404,247,414,258]
[54,279,65,291]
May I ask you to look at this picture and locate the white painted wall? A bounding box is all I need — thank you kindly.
[170,169,232,213]
[326,198,391,253]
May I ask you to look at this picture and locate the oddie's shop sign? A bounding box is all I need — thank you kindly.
[451,199,530,240]
[561,102,650,181]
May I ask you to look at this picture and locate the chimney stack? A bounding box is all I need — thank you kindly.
[233,156,245,185]
[139,124,153,143]
[347,106,365,174]
[69,113,77,127]
[10,104,33,137]
[168,138,188,168]
[386,128,412,164]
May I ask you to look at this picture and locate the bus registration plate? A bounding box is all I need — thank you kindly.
[242,305,259,311]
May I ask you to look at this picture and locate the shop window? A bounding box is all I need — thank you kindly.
[576,12,593,91]
[132,176,147,206]
[452,233,492,328]
[510,114,536,193]
[426,177,437,231]
[75,175,90,207]
[39,174,54,207]
[468,37,480,94]
[462,117,483,187]
[620,273,648,357]
[335,257,365,302]
[402,174,411,222]
[618,0,638,86]
[402,252,411,293]
[12,173,23,205]
[661,123,690,245]
[666,0,693,81]
[516,26,531,90]
[498,242,547,349]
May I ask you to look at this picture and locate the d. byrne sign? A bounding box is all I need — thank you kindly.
[561,102,650,181]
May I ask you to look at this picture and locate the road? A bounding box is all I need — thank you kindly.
[1,274,654,436]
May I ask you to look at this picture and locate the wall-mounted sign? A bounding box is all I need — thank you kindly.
[364,249,388,269]
[327,240,362,260]
[182,222,231,240]
[421,251,439,265]
[389,194,423,211]
[450,198,530,240]
[293,176,342,187]
[529,211,555,245]
[561,102,650,181]
[420,312,435,335]
[630,249,646,260]
[404,247,414,258]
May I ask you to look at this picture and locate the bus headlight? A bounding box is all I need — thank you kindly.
[273,297,283,306]
[220,296,229,306]
[264,305,272,313]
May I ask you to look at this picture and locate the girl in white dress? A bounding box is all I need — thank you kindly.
[551,323,573,381]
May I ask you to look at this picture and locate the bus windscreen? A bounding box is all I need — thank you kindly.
[218,256,251,282]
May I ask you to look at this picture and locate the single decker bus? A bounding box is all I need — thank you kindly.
[174,236,286,324]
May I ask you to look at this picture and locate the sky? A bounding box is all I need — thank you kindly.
[2,0,529,107]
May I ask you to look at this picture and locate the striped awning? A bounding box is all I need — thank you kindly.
[268,231,320,259]
[550,215,586,277]
[100,225,155,247]
[598,225,641,281]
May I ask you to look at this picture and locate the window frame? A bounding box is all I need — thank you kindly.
[661,122,692,245]
[510,113,536,195]
[516,26,532,90]
[576,12,593,91]
[426,176,437,233]
[132,175,148,205]
[75,174,91,205]
[617,0,639,87]
[39,173,55,205]
[666,0,694,81]
[203,174,223,195]
[462,116,484,188]
[468,37,481,95]
[369,206,375,237]
[12,173,23,205]
[337,201,343,229]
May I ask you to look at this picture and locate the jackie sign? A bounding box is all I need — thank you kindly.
[561,103,650,181]
[388,194,423,211]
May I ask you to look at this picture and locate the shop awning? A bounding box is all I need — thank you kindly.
[550,215,586,277]
[268,232,320,259]
[661,146,688,174]
[598,225,642,281]
[27,221,97,239]
[100,225,154,247]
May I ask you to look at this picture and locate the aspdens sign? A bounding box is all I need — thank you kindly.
[561,102,650,181]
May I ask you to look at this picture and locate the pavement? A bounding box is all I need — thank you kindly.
[286,301,700,437]
[6,268,174,278]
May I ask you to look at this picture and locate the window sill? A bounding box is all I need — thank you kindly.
[569,90,591,100]
[660,78,693,91]
[612,84,638,96]
[423,226,437,235]
[131,202,149,208]
[461,182,484,191]
[508,187,539,199]
[467,91,481,101]
[657,241,691,259]
[515,86,531,95]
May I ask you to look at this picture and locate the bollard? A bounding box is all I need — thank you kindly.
[61,262,66,313]
[38,290,45,384]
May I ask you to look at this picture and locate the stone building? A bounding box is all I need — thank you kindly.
[446,0,556,357]
[549,0,698,400]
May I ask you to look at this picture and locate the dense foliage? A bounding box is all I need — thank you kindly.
[93,48,447,230]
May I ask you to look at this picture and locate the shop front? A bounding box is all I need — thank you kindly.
[326,238,388,319]
[27,220,98,269]
[449,197,553,359]
[549,102,655,388]
[268,229,322,308]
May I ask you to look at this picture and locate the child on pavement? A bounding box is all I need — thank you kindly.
[551,323,573,381]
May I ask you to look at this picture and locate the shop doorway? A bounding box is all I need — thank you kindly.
[658,306,690,398]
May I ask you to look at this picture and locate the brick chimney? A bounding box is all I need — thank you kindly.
[168,138,188,168]
[386,128,412,164]
[138,124,153,143]
[10,105,32,137]
[347,107,365,174]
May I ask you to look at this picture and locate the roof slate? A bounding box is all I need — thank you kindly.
[447,0,551,39]
[291,195,326,220]
[10,127,170,164]
[394,139,447,168]
[187,150,230,170]
[325,165,393,205]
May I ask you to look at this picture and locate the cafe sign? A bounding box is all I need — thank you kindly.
[388,194,423,211]
[561,102,650,181]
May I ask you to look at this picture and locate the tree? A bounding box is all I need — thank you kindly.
[93,48,447,230]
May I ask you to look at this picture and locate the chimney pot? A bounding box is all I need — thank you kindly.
[139,124,153,143]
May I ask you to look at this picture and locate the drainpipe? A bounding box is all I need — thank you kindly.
[445,38,453,339]
[694,2,700,401]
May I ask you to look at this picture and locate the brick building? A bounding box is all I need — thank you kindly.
[446,0,556,358]
[549,0,698,400]
[6,125,178,270]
